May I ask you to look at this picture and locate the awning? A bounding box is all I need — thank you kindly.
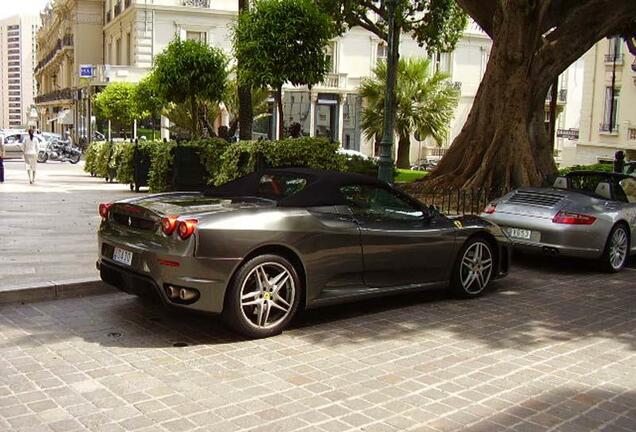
[47,109,73,125]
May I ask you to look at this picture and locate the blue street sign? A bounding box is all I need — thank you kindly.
[79,65,93,78]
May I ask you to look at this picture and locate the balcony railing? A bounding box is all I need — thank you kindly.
[183,0,210,7]
[319,73,348,89]
[599,123,619,134]
[34,35,74,73]
[35,88,73,104]
[605,53,624,64]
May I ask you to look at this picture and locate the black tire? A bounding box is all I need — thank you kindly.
[129,184,134,191]
[70,153,81,164]
[37,152,48,163]
[600,224,630,273]
[222,254,302,339]
[450,237,495,298]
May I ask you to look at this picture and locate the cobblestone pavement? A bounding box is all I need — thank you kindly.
[0,160,139,291]
[1,254,635,432]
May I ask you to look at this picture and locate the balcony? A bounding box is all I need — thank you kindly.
[604,53,624,65]
[34,35,74,74]
[183,0,211,7]
[599,123,619,135]
[319,73,348,89]
[35,88,74,104]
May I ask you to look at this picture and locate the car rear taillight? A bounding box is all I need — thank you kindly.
[177,219,198,240]
[484,203,497,214]
[552,211,596,225]
[99,203,112,219]
[161,215,179,236]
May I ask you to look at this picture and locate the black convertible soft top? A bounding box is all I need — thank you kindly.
[205,167,389,207]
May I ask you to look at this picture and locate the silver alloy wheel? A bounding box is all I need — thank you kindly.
[609,227,628,270]
[239,262,296,330]
[460,241,493,295]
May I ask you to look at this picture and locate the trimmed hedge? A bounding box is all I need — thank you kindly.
[558,163,613,176]
[86,137,378,192]
[216,137,345,184]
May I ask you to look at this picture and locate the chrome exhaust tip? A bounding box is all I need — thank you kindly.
[179,288,198,301]
[166,285,179,299]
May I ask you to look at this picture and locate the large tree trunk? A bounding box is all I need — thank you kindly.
[237,0,253,141]
[426,10,554,191]
[427,0,636,192]
[396,135,411,169]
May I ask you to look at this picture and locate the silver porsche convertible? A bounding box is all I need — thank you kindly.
[98,168,510,338]
[482,171,636,272]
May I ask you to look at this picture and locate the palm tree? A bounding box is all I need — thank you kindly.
[359,57,460,169]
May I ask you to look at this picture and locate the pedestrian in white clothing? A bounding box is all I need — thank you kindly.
[22,128,39,184]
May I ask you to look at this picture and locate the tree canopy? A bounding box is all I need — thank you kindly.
[93,82,139,138]
[317,0,467,53]
[360,57,459,168]
[151,38,228,138]
[233,0,337,137]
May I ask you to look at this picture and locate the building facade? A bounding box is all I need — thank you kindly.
[0,15,39,129]
[566,37,636,165]
[35,0,104,138]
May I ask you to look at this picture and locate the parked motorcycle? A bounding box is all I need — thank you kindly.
[38,140,81,164]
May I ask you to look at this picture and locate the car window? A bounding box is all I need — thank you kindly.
[340,184,424,221]
[619,178,636,203]
[257,174,307,198]
[625,164,636,176]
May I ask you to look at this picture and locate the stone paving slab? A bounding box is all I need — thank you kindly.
[0,160,138,296]
[0,255,635,431]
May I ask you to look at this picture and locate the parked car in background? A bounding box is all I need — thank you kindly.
[98,168,510,338]
[0,132,46,160]
[338,148,372,160]
[482,171,636,272]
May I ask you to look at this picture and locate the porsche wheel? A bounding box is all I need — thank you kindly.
[223,254,301,338]
[601,224,629,273]
[450,238,494,298]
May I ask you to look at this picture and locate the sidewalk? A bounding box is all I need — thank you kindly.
[0,160,140,301]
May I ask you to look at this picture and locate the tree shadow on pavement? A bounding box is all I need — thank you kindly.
[460,388,636,432]
[0,253,634,351]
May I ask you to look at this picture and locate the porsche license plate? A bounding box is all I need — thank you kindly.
[507,227,532,240]
[113,247,133,266]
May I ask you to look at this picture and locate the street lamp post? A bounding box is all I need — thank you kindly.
[377,0,399,183]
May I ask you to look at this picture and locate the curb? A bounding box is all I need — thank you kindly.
[0,278,116,305]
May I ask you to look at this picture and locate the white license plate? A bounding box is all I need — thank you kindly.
[507,227,532,240]
[113,247,133,266]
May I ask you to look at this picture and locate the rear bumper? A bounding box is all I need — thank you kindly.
[482,212,606,259]
[98,237,241,314]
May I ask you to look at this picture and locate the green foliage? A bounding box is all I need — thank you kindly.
[359,57,459,150]
[344,155,379,177]
[233,0,336,90]
[115,144,136,185]
[558,163,614,176]
[134,75,164,120]
[216,137,345,184]
[317,0,466,53]
[151,38,228,137]
[95,142,114,178]
[186,139,232,184]
[94,83,140,134]
[148,141,176,192]
[84,141,105,175]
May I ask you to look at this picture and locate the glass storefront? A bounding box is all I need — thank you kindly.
[342,94,361,151]
[283,92,311,136]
